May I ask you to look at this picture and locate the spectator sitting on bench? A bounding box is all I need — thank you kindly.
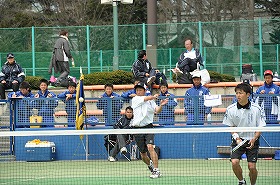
[0,53,25,99]
[107,106,133,162]
[57,82,77,127]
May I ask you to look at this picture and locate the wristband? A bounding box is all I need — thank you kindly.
[232,133,239,140]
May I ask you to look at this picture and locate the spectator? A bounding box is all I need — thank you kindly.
[34,79,58,127]
[0,53,25,99]
[173,38,203,84]
[49,30,74,86]
[156,83,178,125]
[223,83,266,185]
[184,73,212,125]
[255,70,280,124]
[131,82,168,179]
[8,81,34,128]
[57,81,77,127]
[121,79,151,103]
[132,50,156,88]
[96,84,123,126]
[154,69,167,85]
[108,106,133,162]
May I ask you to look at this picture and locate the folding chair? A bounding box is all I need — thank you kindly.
[104,134,135,161]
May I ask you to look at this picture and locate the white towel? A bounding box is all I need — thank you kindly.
[204,95,222,107]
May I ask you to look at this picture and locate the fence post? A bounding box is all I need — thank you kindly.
[198,21,203,58]
[169,48,172,82]
[100,50,103,72]
[32,26,36,76]
[258,18,263,79]
[142,23,146,50]
[239,46,242,76]
[277,44,279,73]
[86,25,91,74]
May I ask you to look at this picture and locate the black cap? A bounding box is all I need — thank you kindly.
[7,53,14,58]
[134,82,146,90]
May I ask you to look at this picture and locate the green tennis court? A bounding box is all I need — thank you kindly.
[1,159,279,185]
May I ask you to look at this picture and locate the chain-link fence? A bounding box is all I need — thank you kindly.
[0,19,279,80]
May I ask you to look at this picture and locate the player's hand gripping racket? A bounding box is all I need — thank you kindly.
[231,139,248,153]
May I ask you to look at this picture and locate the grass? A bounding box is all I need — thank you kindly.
[0,159,279,185]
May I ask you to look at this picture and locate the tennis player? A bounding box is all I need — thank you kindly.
[222,83,266,185]
[131,82,168,179]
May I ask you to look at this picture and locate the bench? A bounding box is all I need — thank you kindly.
[54,107,227,117]
[217,146,280,156]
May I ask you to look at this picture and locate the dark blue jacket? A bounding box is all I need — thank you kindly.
[256,82,280,109]
[57,90,77,115]
[184,84,212,115]
[156,91,178,124]
[35,90,58,117]
[97,92,123,124]
[0,61,25,84]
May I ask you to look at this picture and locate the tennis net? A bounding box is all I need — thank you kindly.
[0,127,280,185]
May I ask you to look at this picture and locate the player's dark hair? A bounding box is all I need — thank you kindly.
[67,81,77,88]
[40,78,49,86]
[235,83,252,94]
[159,82,168,88]
[104,83,114,89]
[125,106,133,112]
[19,81,31,92]
[138,50,146,59]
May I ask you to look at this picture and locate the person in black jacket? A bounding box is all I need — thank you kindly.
[108,106,133,162]
[0,53,25,99]
[132,50,156,87]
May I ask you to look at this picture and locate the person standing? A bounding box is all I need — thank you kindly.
[34,79,58,127]
[49,30,74,86]
[184,73,212,125]
[255,70,280,124]
[0,53,25,99]
[173,38,203,84]
[156,82,177,125]
[57,82,77,127]
[96,84,123,126]
[223,83,266,185]
[131,82,168,179]
[132,50,156,88]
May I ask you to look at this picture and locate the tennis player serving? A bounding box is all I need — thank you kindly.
[222,83,266,185]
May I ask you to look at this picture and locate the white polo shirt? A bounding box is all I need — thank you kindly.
[131,96,156,127]
[222,102,266,140]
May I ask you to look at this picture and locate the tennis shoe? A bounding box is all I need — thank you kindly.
[238,179,246,185]
[108,156,116,162]
[147,76,156,86]
[148,160,154,172]
[150,170,161,179]
[120,147,127,154]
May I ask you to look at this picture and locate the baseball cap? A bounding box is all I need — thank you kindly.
[192,73,201,79]
[7,53,14,58]
[134,82,146,90]
[264,70,273,76]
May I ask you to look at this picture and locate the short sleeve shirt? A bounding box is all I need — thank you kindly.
[131,96,156,127]
[222,102,266,140]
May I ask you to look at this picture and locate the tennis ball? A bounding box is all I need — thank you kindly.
[79,97,84,102]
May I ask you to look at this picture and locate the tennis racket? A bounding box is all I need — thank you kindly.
[231,139,249,153]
